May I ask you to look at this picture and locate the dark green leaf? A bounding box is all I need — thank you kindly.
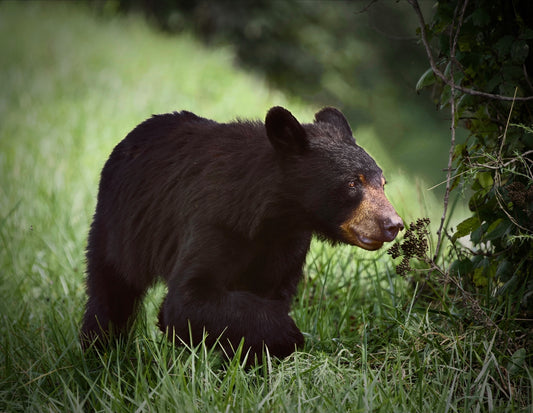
[416,67,437,92]
[473,267,488,287]
[495,260,513,281]
[511,40,529,64]
[471,9,490,27]
[507,348,526,377]
[439,85,451,109]
[495,36,514,59]
[453,142,466,160]
[453,216,481,241]
[477,171,493,189]
[521,28,533,40]
[450,258,474,276]
[470,225,483,244]
[484,218,510,241]
[458,35,473,52]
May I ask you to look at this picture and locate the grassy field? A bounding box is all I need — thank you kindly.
[0,2,530,412]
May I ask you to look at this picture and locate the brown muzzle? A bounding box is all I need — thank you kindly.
[340,182,403,250]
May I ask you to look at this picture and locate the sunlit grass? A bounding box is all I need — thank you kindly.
[0,2,530,412]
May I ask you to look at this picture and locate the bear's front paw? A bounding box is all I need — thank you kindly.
[263,315,304,359]
[238,314,303,362]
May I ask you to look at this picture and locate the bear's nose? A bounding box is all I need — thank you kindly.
[382,216,404,241]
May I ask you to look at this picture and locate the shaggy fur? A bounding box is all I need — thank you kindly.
[81,106,403,361]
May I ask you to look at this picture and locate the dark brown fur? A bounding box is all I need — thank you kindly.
[81,107,403,361]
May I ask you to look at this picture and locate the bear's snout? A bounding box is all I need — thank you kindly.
[381,214,404,242]
[340,183,403,250]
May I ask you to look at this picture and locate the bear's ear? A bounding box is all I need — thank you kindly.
[265,106,308,155]
[314,107,354,143]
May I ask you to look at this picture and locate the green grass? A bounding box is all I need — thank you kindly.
[0,2,530,412]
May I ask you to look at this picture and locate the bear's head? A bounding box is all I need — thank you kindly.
[265,106,403,250]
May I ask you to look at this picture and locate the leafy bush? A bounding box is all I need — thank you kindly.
[409,0,533,322]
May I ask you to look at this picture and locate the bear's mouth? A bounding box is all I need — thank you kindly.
[353,235,384,251]
[340,225,386,250]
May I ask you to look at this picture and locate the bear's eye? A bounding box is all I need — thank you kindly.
[348,181,356,189]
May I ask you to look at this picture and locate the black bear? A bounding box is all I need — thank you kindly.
[81,106,403,361]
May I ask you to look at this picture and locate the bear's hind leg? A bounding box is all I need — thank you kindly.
[80,259,145,349]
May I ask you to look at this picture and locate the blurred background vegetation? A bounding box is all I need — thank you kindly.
[93,0,455,191]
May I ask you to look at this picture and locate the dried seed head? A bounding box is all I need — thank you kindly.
[387,217,431,276]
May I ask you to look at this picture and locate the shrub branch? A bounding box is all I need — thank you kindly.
[407,0,533,102]
[432,0,466,261]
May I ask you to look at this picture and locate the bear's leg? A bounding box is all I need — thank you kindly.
[159,288,304,362]
[80,258,145,349]
[158,229,307,362]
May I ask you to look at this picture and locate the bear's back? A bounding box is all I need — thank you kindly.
[95,111,281,280]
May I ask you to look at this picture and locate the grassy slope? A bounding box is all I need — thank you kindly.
[0,2,529,412]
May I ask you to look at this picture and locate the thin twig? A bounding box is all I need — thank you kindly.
[412,261,503,332]
[495,91,533,233]
[524,64,533,92]
[493,173,531,233]
[407,0,533,102]
[427,149,533,191]
[451,0,468,54]
[433,0,467,261]
[498,88,518,160]
[355,0,379,15]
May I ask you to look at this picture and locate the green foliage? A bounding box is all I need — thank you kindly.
[415,0,533,318]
